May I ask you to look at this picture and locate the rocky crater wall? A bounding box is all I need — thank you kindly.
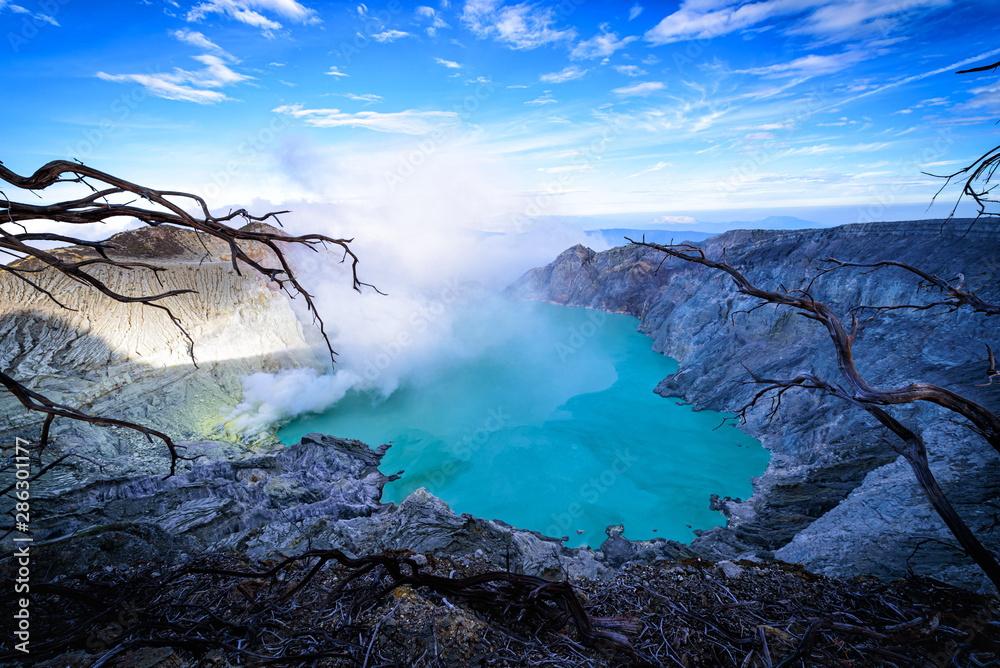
[3,220,999,592]
[505,220,1000,591]
[0,224,325,481]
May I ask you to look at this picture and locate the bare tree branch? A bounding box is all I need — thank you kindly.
[625,239,1000,452]
[628,237,1000,591]
[957,60,1000,74]
[821,257,1000,316]
[1,159,382,364]
[1,159,376,475]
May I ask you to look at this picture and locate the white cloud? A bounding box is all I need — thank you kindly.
[614,64,647,77]
[417,5,450,35]
[1,1,59,26]
[570,29,637,60]
[186,0,320,34]
[171,28,236,60]
[816,116,858,125]
[629,3,642,21]
[96,72,230,104]
[737,50,869,78]
[652,215,697,225]
[371,29,412,42]
[808,48,1000,116]
[789,0,951,42]
[645,0,809,45]
[922,158,971,168]
[626,161,671,178]
[778,141,890,157]
[524,91,557,105]
[435,57,462,68]
[893,96,951,115]
[326,66,349,77]
[342,93,384,104]
[461,0,576,50]
[644,0,951,45]
[226,368,360,438]
[539,164,593,173]
[612,81,664,96]
[274,104,459,134]
[188,54,252,86]
[539,66,588,83]
[95,54,251,104]
[962,80,1000,111]
[742,122,793,131]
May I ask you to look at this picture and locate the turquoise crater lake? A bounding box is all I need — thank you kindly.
[278,299,769,548]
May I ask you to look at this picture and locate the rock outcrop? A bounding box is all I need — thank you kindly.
[505,219,1000,591]
[20,433,616,580]
[0,224,325,481]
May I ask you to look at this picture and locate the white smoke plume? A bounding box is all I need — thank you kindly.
[221,133,609,438]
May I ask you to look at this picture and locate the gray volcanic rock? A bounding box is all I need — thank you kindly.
[0,224,326,483]
[598,523,698,568]
[13,433,610,581]
[5,219,999,592]
[506,219,1000,591]
[0,226,627,584]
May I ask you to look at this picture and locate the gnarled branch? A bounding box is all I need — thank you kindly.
[1,159,376,476]
[628,237,1000,591]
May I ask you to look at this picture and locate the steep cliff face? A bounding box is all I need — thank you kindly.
[0,224,325,480]
[506,220,1000,590]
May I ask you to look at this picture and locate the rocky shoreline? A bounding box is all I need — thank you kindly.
[505,219,1000,591]
[0,224,695,584]
[19,433,709,585]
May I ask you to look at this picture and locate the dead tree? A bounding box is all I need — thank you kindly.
[626,236,1000,591]
[928,59,1000,221]
[0,159,374,475]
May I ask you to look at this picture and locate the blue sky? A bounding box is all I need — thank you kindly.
[2,0,999,228]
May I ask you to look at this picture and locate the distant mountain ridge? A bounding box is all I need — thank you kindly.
[589,229,714,248]
[588,215,825,249]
